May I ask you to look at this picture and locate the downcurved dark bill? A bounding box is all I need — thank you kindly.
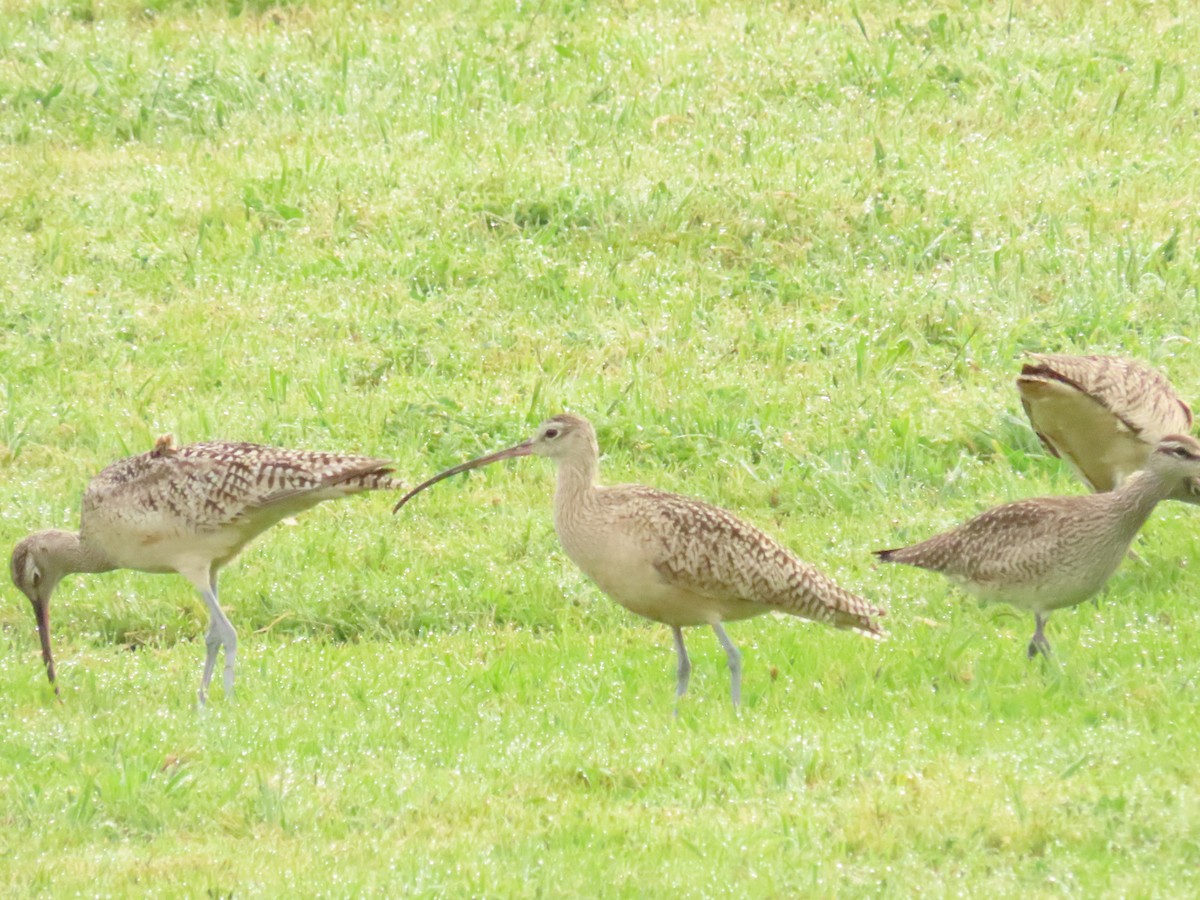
[393,440,533,512]
[33,598,59,694]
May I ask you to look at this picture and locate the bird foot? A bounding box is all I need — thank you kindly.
[1026,637,1052,660]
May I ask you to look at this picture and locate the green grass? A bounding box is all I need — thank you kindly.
[2,0,1200,893]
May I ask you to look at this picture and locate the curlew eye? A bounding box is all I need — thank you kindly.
[544,427,561,440]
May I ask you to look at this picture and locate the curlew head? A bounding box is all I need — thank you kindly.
[10,531,78,694]
[523,414,598,462]
[1129,434,1200,504]
[1147,434,1200,476]
[393,414,599,512]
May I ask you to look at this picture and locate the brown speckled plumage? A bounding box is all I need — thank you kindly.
[1018,353,1196,497]
[877,433,1200,658]
[83,440,401,552]
[11,437,403,702]
[560,483,881,634]
[395,414,885,706]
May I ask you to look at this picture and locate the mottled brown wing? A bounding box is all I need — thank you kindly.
[84,441,399,536]
[1019,354,1192,492]
[612,486,885,633]
[879,495,1091,583]
[179,442,398,513]
[1021,354,1191,440]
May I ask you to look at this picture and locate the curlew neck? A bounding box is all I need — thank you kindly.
[1107,467,1185,541]
[551,444,601,528]
[30,529,118,578]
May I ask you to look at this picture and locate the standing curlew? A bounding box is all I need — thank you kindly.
[393,414,885,707]
[1018,353,1198,500]
[876,434,1200,658]
[10,435,402,703]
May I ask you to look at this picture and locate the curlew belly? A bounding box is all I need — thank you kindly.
[952,564,1118,614]
[560,531,765,627]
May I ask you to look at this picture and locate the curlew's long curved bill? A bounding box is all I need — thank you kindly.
[393,440,534,512]
[33,599,60,695]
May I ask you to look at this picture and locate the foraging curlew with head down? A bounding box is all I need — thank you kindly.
[1018,353,1197,500]
[876,434,1200,658]
[394,414,885,707]
[11,435,403,703]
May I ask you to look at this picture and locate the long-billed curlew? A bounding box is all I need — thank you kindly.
[876,434,1200,658]
[393,414,885,707]
[10,435,402,703]
[1018,353,1198,500]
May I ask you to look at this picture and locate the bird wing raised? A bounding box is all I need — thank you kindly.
[1019,354,1192,491]
[1022,357,1190,487]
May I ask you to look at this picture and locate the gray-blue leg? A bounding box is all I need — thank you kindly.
[198,581,237,704]
[1027,612,1052,660]
[712,623,742,706]
[672,626,691,705]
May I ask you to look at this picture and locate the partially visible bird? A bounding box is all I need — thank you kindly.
[394,414,885,707]
[1018,352,1197,500]
[10,435,403,703]
[876,434,1200,658]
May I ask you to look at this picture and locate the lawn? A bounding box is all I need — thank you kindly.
[2,0,1199,894]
